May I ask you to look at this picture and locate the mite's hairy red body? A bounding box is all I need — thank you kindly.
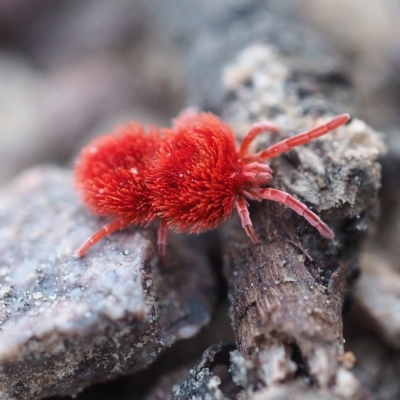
[74,111,350,257]
[148,113,239,233]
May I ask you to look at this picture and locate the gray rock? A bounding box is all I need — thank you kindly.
[0,166,216,399]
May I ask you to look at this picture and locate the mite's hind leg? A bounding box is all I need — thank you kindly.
[260,188,334,239]
[76,217,131,257]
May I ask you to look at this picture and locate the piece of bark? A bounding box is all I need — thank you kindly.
[0,166,216,399]
[220,45,384,398]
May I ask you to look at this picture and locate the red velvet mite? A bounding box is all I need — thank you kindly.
[74,110,350,257]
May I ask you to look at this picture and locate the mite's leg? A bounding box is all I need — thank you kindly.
[239,121,279,158]
[157,219,168,257]
[249,114,350,162]
[260,188,334,239]
[235,197,259,244]
[75,218,131,257]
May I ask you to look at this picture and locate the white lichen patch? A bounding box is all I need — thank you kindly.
[333,367,360,398]
[328,118,386,161]
[259,344,297,386]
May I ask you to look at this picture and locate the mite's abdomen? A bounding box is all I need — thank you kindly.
[74,123,160,223]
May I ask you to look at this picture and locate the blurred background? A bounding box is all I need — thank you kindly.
[0,0,187,185]
[0,0,400,188]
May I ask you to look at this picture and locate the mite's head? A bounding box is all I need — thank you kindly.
[236,161,273,189]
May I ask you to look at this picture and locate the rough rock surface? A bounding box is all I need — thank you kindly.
[0,166,216,399]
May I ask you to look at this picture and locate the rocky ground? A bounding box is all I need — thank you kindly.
[0,1,399,399]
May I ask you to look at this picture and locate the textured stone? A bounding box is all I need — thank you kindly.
[0,166,216,399]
